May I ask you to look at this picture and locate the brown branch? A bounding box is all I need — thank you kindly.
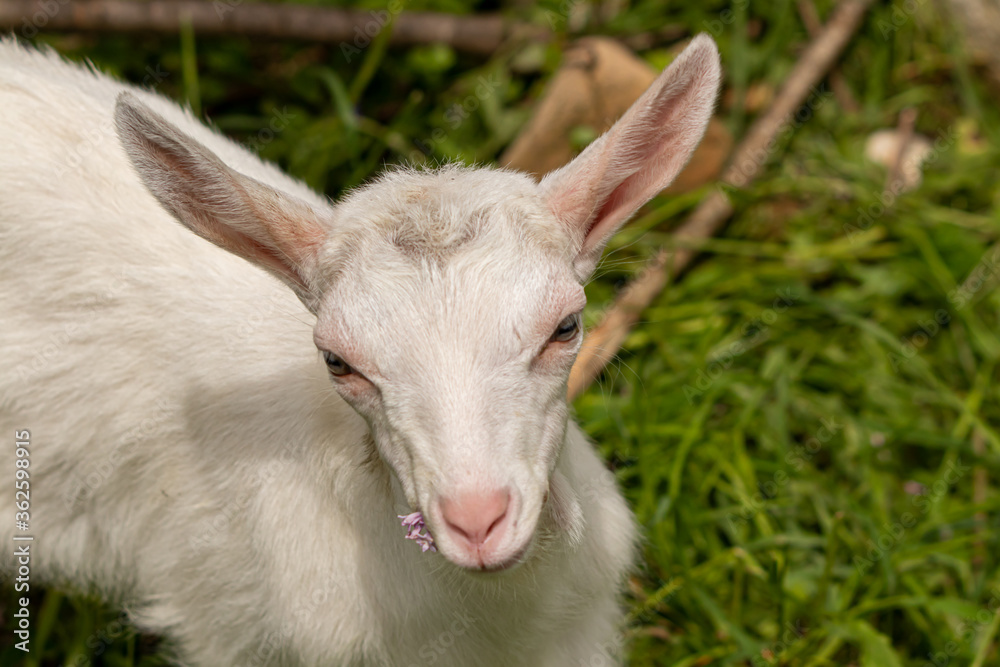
[0,0,546,55]
[567,0,874,401]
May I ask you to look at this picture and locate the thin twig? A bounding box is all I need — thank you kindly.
[797,0,860,113]
[0,0,546,56]
[568,0,874,400]
[886,107,917,193]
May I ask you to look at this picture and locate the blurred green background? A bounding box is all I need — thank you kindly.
[2,0,1000,665]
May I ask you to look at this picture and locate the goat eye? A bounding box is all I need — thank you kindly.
[322,351,353,377]
[551,314,581,343]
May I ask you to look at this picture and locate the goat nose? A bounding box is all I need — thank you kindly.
[439,489,511,546]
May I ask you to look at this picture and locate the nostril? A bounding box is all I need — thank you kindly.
[486,508,507,537]
[439,489,511,546]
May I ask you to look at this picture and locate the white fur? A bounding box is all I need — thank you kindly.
[0,35,720,666]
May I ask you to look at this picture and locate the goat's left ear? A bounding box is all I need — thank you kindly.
[540,34,722,279]
[115,93,328,308]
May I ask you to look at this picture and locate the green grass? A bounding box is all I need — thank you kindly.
[3,1,1000,665]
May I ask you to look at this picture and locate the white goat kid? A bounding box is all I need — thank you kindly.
[0,35,720,666]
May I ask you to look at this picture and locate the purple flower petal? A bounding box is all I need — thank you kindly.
[399,511,436,553]
[398,512,423,527]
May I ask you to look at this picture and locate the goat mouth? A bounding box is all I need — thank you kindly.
[469,540,532,574]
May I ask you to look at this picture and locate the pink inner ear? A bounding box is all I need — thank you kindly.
[235,182,328,287]
[117,94,328,299]
[546,143,619,242]
[582,82,714,255]
[165,169,325,294]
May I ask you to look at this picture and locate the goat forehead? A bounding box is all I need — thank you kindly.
[315,167,581,365]
[330,165,569,258]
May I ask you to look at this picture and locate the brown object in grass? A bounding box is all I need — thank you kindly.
[501,37,732,196]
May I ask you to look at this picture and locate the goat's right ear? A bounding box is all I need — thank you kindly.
[540,34,721,280]
[114,93,328,307]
